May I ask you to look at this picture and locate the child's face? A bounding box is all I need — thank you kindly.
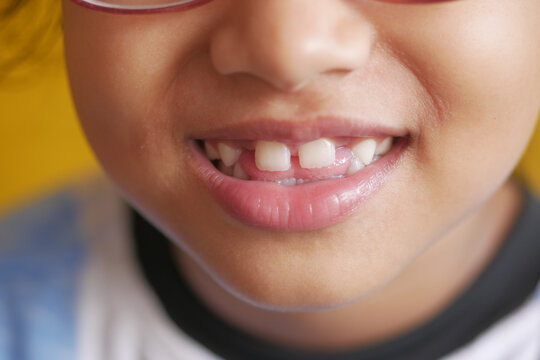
[64,0,539,310]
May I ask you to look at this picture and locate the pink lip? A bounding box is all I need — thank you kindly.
[187,121,409,231]
[191,116,408,143]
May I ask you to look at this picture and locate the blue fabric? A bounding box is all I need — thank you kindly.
[0,191,87,360]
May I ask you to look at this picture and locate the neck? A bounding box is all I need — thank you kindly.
[176,181,522,351]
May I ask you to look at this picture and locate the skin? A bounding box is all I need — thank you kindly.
[63,0,540,350]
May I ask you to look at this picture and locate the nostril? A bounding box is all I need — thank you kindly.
[208,0,374,92]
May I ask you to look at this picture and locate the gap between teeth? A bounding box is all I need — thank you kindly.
[204,136,394,182]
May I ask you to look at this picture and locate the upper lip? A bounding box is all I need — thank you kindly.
[190,116,408,143]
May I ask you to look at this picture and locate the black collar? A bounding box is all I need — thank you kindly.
[132,189,540,360]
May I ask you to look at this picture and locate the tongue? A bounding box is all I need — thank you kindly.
[239,147,353,182]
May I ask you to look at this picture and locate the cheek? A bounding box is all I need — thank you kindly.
[63,4,234,271]
[63,6,201,200]
[379,1,540,204]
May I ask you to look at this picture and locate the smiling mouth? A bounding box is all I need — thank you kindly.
[188,119,409,231]
[197,136,396,185]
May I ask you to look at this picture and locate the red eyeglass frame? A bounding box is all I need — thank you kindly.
[68,0,214,14]
[69,0,455,15]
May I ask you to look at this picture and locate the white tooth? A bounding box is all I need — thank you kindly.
[204,142,220,160]
[298,138,335,169]
[218,142,242,167]
[346,157,365,176]
[255,141,291,172]
[375,137,393,156]
[233,162,249,180]
[352,139,377,165]
[278,178,296,186]
[218,161,234,176]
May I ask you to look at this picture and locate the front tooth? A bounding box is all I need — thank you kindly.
[298,138,335,169]
[233,162,249,180]
[346,157,365,176]
[255,141,291,171]
[218,142,242,167]
[204,142,220,160]
[352,139,376,165]
[375,137,393,156]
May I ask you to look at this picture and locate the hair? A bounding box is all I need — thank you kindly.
[0,0,62,83]
[2,0,24,15]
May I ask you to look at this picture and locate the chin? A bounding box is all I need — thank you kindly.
[196,238,397,312]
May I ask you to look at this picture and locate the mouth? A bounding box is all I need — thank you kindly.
[188,118,409,231]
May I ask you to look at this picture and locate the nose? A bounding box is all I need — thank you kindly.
[210,0,374,92]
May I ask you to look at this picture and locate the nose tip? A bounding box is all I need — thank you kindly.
[210,0,374,92]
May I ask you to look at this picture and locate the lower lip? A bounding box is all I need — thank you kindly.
[188,138,408,231]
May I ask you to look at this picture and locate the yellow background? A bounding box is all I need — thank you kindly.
[0,38,99,215]
[1,5,539,215]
